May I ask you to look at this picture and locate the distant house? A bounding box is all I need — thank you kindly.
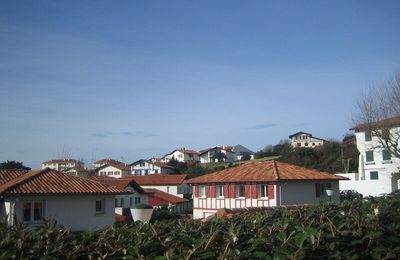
[94,177,148,217]
[161,149,200,163]
[337,115,400,196]
[96,162,131,179]
[123,174,192,214]
[187,160,346,219]
[224,145,255,161]
[131,159,175,176]
[42,159,88,177]
[92,159,125,170]
[199,147,235,164]
[0,169,127,231]
[289,132,325,148]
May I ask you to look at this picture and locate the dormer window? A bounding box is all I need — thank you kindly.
[365,130,372,141]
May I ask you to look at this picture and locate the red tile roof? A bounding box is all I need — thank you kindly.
[131,159,174,169]
[351,115,400,131]
[144,188,188,205]
[122,174,186,186]
[187,160,347,184]
[97,162,131,171]
[0,169,128,195]
[90,176,146,194]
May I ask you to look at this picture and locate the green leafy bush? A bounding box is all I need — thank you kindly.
[1,195,400,259]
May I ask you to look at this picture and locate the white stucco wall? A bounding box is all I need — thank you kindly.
[6,195,116,231]
[98,165,130,178]
[141,184,191,197]
[336,172,396,196]
[279,181,339,205]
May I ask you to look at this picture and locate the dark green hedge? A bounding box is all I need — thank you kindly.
[1,195,400,259]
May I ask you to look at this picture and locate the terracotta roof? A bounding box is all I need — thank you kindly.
[0,169,128,196]
[93,158,124,165]
[199,146,233,155]
[122,174,186,186]
[97,162,131,171]
[144,188,188,205]
[351,115,400,131]
[0,169,29,186]
[186,160,348,184]
[43,159,81,164]
[90,176,146,194]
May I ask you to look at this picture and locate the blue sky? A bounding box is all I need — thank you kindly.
[1,1,399,168]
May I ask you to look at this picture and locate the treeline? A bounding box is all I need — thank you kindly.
[255,134,359,173]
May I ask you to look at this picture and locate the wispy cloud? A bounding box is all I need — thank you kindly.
[92,131,156,138]
[247,123,277,130]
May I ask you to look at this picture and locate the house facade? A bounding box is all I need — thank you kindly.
[199,147,235,164]
[226,144,255,161]
[338,116,400,196]
[144,188,191,214]
[161,149,200,163]
[42,159,88,177]
[131,159,175,176]
[96,162,131,178]
[92,159,125,170]
[0,169,127,231]
[289,132,325,148]
[187,160,346,219]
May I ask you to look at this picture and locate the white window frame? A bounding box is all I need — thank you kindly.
[258,184,268,199]
[236,184,245,198]
[216,185,224,198]
[22,200,46,223]
[199,185,206,197]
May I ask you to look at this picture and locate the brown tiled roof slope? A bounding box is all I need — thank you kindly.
[352,115,400,131]
[187,160,347,184]
[43,159,80,164]
[144,188,188,205]
[0,169,29,186]
[90,176,146,194]
[123,174,186,186]
[97,162,131,171]
[0,169,127,195]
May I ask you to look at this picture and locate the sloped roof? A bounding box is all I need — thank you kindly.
[144,188,188,205]
[0,169,128,196]
[92,176,146,194]
[186,160,347,184]
[123,174,186,186]
[97,162,131,171]
[351,115,400,131]
[43,159,80,164]
[168,149,199,155]
[130,159,174,169]
[93,158,124,165]
[199,146,234,155]
[289,132,312,138]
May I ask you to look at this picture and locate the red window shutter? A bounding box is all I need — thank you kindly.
[251,185,258,198]
[205,186,210,197]
[230,185,236,198]
[244,185,251,198]
[224,185,230,198]
[210,185,216,198]
[268,185,275,199]
[194,186,199,197]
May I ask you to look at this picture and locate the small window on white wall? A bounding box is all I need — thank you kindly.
[95,199,105,214]
[258,184,268,198]
[200,185,206,197]
[216,185,224,197]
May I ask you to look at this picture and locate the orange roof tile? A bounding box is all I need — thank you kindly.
[122,174,186,186]
[97,162,131,171]
[187,160,347,184]
[0,169,128,195]
[352,115,400,131]
[90,176,146,194]
[144,188,188,205]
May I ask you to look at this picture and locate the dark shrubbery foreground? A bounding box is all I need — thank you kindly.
[1,195,400,259]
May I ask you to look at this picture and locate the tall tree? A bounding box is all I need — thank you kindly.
[354,72,400,158]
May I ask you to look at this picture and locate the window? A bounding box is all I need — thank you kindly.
[199,185,206,197]
[382,128,390,140]
[297,143,301,147]
[259,184,268,198]
[315,183,332,197]
[370,171,379,180]
[96,199,105,214]
[383,150,391,161]
[135,197,141,204]
[236,185,245,197]
[120,198,124,208]
[140,162,145,167]
[312,143,315,146]
[167,186,170,193]
[155,169,158,174]
[144,170,149,175]
[114,171,119,175]
[365,130,372,141]
[23,201,45,222]
[366,151,374,162]
[130,197,133,206]
[216,185,224,197]
[305,142,309,146]
[115,198,118,207]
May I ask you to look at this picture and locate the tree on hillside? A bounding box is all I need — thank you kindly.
[167,157,179,167]
[354,72,400,158]
[0,160,31,170]
[212,150,226,162]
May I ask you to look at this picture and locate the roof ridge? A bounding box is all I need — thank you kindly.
[0,169,44,194]
[272,160,280,180]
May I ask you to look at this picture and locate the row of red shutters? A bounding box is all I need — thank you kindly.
[193,184,275,199]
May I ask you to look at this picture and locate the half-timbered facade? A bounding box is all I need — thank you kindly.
[187,160,347,219]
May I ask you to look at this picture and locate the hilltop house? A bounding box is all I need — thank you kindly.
[0,169,127,231]
[123,174,192,213]
[42,159,88,177]
[199,147,235,164]
[289,132,325,148]
[131,159,175,176]
[187,160,346,219]
[337,115,400,196]
[96,162,131,178]
[161,149,200,163]
[225,145,255,161]
[92,159,125,170]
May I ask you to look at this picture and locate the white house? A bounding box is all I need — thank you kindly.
[92,158,125,170]
[199,147,235,164]
[131,159,175,176]
[337,116,400,196]
[224,144,255,161]
[289,132,325,148]
[0,168,128,231]
[187,160,346,219]
[161,149,200,163]
[42,159,88,177]
[96,162,131,179]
